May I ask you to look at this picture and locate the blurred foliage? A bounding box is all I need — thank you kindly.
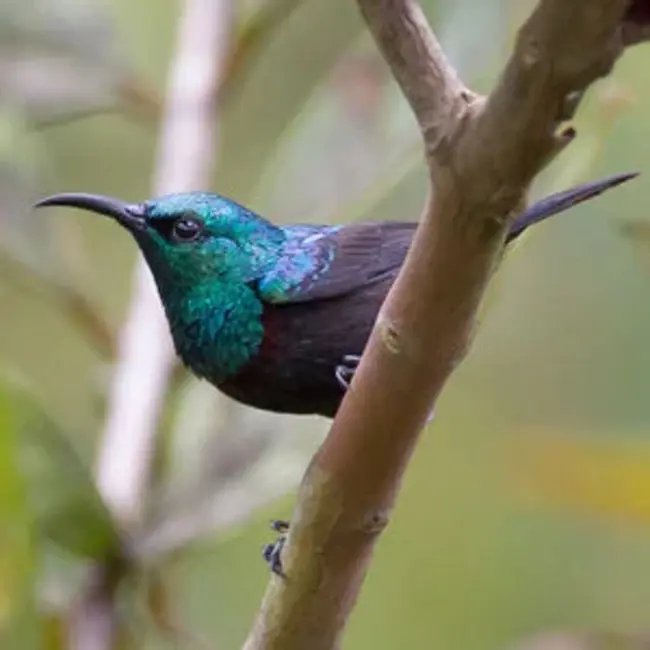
[1,0,650,648]
[0,0,158,125]
[0,382,35,644]
[509,629,650,650]
[15,394,122,560]
[505,431,650,527]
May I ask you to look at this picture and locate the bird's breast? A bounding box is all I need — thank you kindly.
[166,284,267,384]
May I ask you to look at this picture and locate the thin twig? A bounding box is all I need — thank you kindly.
[68,1,233,648]
[66,556,129,650]
[95,0,232,530]
[243,2,642,649]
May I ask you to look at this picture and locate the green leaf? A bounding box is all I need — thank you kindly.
[14,393,122,560]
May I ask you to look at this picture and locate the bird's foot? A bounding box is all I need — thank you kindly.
[335,354,436,422]
[335,354,435,423]
[262,519,290,579]
[335,355,361,390]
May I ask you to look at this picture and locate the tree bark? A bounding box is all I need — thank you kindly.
[242,2,645,649]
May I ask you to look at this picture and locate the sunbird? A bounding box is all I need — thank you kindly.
[35,172,636,418]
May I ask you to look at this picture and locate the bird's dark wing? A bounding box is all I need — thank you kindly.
[260,171,637,307]
[263,221,417,305]
[225,224,415,417]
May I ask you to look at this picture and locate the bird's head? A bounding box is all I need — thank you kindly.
[34,191,286,292]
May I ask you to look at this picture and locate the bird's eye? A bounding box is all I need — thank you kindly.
[172,217,203,242]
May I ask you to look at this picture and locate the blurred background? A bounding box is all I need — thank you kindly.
[2,0,650,648]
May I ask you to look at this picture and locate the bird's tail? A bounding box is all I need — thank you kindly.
[506,172,638,244]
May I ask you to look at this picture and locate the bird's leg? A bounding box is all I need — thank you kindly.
[335,354,361,390]
[262,538,287,579]
[335,353,436,423]
[261,519,290,579]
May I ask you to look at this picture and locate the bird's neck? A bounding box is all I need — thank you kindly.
[157,278,266,383]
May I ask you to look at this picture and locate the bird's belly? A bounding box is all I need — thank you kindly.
[217,290,383,417]
[218,356,344,417]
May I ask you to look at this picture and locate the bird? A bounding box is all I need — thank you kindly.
[35,172,636,419]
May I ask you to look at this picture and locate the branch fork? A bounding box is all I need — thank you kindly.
[243,2,646,649]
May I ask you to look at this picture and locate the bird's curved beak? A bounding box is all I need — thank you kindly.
[33,193,147,231]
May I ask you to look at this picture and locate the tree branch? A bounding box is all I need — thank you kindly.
[358,0,481,156]
[243,2,643,649]
[68,1,233,648]
[95,0,233,530]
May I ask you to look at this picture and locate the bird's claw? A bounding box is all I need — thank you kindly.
[335,353,435,421]
[262,519,290,579]
[335,354,361,390]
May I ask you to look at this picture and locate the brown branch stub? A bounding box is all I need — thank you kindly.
[453,1,630,206]
[243,2,640,650]
[358,0,482,160]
